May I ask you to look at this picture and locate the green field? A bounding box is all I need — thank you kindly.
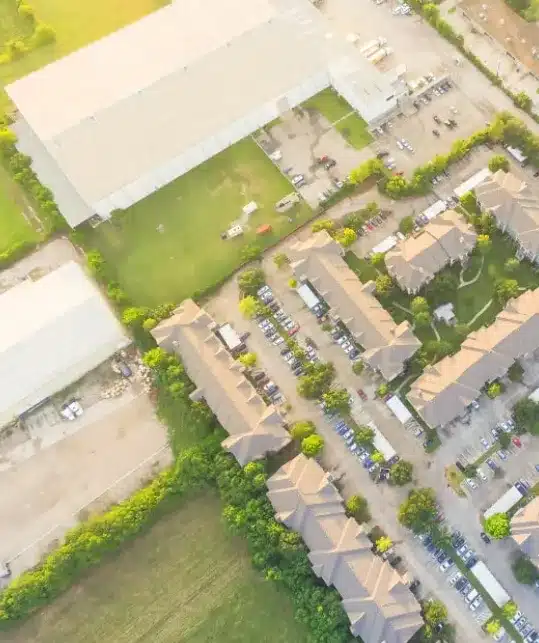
[82,138,312,306]
[0,165,39,255]
[8,494,310,643]
[302,88,373,150]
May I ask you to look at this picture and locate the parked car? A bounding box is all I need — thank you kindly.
[440,559,453,572]
[480,532,491,544]
[486,458,497,471]
[357,388,368,401]
[515,481,528,496]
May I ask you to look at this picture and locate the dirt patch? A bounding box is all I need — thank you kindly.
[460,0,539,74]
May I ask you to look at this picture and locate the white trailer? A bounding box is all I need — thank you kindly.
[367,47,394,65]
[484,486,524,518]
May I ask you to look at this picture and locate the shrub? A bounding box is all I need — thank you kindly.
[399,215,415,235]
[31,22,56,47]
[335,227,357,248]
[17,3,35,21]
[5,39,27,60]
[488,154,509,173]
[345,494,370,523]
[0,129,17,156]
[142,317,157,331]
[301,434,324,458]
[483,512,511,539]
[290,420,315,441]
[288,278,297,288]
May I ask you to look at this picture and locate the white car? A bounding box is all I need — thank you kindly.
[439,559,453,572]
[469,597,482,612]
[477,468,488,482]
[396,140,404,150]
[510,611,523,625]
[466,478,478,490]
[448,571,462,586]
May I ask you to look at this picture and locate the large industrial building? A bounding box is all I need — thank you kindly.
[7,0,400,228]
[0,261,129,428]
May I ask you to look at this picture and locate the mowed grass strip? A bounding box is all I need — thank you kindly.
[0,166,39,255]
[9,494,310,643]
[83,138,312,306]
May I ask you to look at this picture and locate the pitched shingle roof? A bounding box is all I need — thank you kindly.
[408,287,539,427]
[267,455,423,643]
[476,170,539,258]
[385,210,477,292]
[511,497,539,568]
[289,231,420,380]
[151,300,290,464]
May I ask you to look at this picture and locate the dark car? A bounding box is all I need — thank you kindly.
[480,532,491,544]
[293,367,304,377]
[455,578,467,592]
[534,170,539,178]
[454,537,465,549]
[455,461,466,473]
[376,150,389,158]
[515,481,528,496]
[252,371,266,381]
[486,458,498,471]
[466,556,478,569]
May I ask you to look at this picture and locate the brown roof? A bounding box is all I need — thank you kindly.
[476,170,539,258]
[511,497,539,568]
[385,210,477,292]
[151,300,290,465]
[408,288,539,427]
[289,231,420,380]
[267,454,423,643]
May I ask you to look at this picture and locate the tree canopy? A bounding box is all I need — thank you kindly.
[376,536,393,553]
[238,268,265,296]
[512,555,538,584]
[322,388,351,415]
[477,234,492,255]
[335,227,357,248]
[483,513,511,539]
[301,434,324,458]
[238,296,259,319]
[495,278,519,303]
[354,425,375,447]
[488,154,509,173]
[375,274,394,295]
[399,215,415,235]
[239,352,257,368]
[297,362,336,399]
[398,488,438,533]
[513,398,539,435]
[290,420,315,441]
[423,599,448,626]
[345,494,371,523]
[390,460,413,486]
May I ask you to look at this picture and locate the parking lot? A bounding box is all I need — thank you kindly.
[254,109,372,207]
[0,358,171,579]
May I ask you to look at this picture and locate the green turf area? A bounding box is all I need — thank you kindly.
[82,138,312,306]
[0,0,168,110]
[8,493,310,643]
[302,88,373,150]
[0,165,39,255]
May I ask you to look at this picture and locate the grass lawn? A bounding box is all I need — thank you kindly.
[302,88,373,150]
[0,165,39,255]
[8,493,310,643]
[82,138,312,306]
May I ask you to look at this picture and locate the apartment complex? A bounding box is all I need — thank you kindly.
[407,287,539,427]
[511,497,539,569]
[289,230,420,380]
[475,169,539,264]
[151,300,290,464]
[385,210,477,294]
[266,454,423,643]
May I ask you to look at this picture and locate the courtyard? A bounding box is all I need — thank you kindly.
[82,138,312,307]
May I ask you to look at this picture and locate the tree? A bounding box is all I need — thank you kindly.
[322,388,351,414]
[414,311,432,328]
[390,460,413,485]
[376,536,393,554]
[488,155,509,173]
[288,278,297,289]
[121,306,149,327]
[486,381,503,399]
[297,362,336,399]
[335,227,357,248]
[239,352,257,368]
[345,494,371,523]
[290,420,315,441]
[495,278,519,303]
[370,451,384,464]
[312,219,335,233]
[513,398,539,435]
[398,488,438,533]
[344,212,367,233]
[32,22,56,46]
[486,619,501,635]
[427,271,458,301]
[142,317,157,331]
[301,434,324,458]
[238,295,259,319]
[238,268,265,296]
[459,190,479,214]
[423,599,448,626]
[375,274,394,295]
[370,252,386,269]
[505,258,520,276]
[483,513,511,539]
[508,361,524,382]
[352,361,365,375]
[0,128,17,156]
[273,252,289,269]
[411,297,429,315]
[514,91,532,111]
[498,432,511,449]
[502,601,517,619]
[399,215,415,235]
[376,383,389,398]
[354,425,375,447]
[512,555,538,584]
[477,234,492,255]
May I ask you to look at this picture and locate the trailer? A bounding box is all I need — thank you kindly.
[367,47,394,65]
[484,486,524,518]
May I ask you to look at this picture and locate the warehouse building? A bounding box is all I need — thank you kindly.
[267,454,423,643]
[7,0,399,228]
[0,261,129,428]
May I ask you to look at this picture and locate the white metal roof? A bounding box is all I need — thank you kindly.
[0,261,129,427]
[385,395,413,424]
[469,561,510,607]
[7,0,395,225]
[484,486,524,519]
[453,168,491,198]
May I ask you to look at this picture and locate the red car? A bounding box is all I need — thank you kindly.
[288,324,300,336]
[512,437,522,448]
[357,388,368,401]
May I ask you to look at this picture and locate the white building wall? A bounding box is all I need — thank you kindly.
[94,71,331,218]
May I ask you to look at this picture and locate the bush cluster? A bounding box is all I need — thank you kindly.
[0,1,56,65]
